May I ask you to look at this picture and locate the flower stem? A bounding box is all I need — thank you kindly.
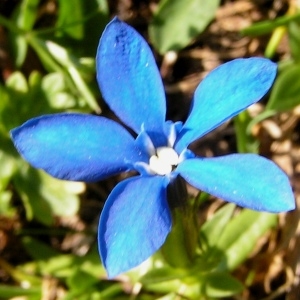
[161,176,199,268]
[234,111,259,154]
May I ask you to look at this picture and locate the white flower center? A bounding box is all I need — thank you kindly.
[149,147,179,175]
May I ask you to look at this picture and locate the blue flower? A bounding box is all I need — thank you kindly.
[11,17,294,278]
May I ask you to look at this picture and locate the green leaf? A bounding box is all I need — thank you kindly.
[6,71,28,93]
[78,247,106,278]
[2,71,52,129]
[22,236,60,260]
[241,13,300,36]
[234,110,259,154]
[0,85,8,116]
[9,35,28,67]
[156,293,178,300]
[68,0,109,57]
[0,191,15,216]
[28,35,63,73]
[199,203,235,251]
[246,109,277,136]
[15,0,39,30]
[215,209,277,271]
[267,64,300,112]
[3,70,84,127]
[0,149,16,191]
[22,253,79,278]
[66,268,99,293]
[140,267,188,285]
[30,246,105,278]
[45,40,101,113]
[288,21,300,62]
[56,0,84,40]
[9,0,40,66]
[145,279,200,298]
[13,165,83,225]
[0,284,41,299]
[149,0,220,53]
[203,272,244,298]
[96,0,109,13]
[0,137,17,216]
[42,73,77,109]
[64,284,123,300]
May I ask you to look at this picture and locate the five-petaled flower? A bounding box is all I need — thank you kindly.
[11,17,295,278]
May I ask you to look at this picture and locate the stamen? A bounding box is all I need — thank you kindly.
[149,147,179,175]
[149,156,172,175]
[156,147,179,166]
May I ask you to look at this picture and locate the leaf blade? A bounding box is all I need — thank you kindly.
[149,0,220,53]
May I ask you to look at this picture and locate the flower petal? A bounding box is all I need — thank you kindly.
[96,17,166,134]
[11,113,146,181]
[177,154,295,212]
[99,175,171,278]
[175,58,277,153]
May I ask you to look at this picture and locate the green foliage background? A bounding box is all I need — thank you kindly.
[0,0,299,299]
